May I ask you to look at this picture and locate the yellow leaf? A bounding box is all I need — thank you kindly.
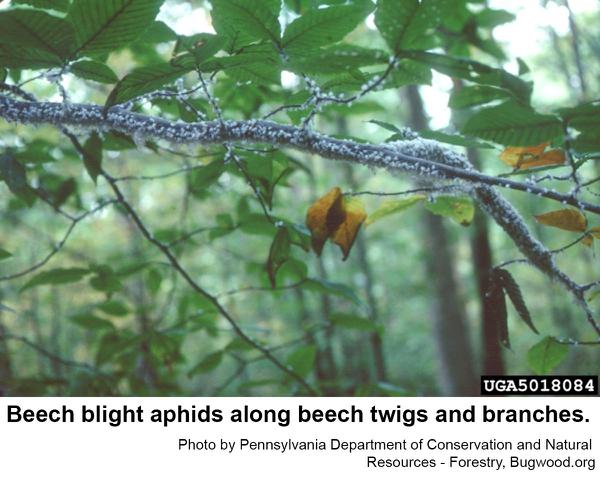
[589,226,600,239]
[365,195,426,227]
[305,188,366,260]
[581,234,594,248]
[331,198,367,260]
[534,209,587,232]
[500,142,548,167]
[499,142,565,170]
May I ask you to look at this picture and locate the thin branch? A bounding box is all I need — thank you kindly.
[99,169,318,394]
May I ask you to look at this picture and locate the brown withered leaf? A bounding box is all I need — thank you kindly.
[534,208,587,232]
[331,198,367,260]
[500,142,565,170]
[306,187,345,255]
[306,187,366,260]
[581,234,594,248]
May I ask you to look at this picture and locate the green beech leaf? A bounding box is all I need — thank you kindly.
[68,0,164,57]
[527,337,568,375]
[286,345,316,378]
[407,52,532,103]
[282,3,373,52]
[189,160,226,194]
[0,45,62,69]
[211,0,281,51]
[0,9,75,59]
[0,248,12,261]
[448,85,512,109]
[462,101,562,146]
[105,62,193,107]
[70,313,115,330]
[266,228,291,288]
[375,0,440,52]
[425,196,474,226]
[82,132,103,183]
[0,152,36,206]
[70,60,118,83]
[366,195,426,226]
[188,351,224,377]
[20,268,90,292]
[97,300,130,317]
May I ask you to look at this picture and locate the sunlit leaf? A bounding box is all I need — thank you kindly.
[527,336,568,375]
[425,196,474,226]
[366,195,425,226]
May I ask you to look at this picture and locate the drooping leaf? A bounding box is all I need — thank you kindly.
[82,132,103,183]
[462,101,562,146]
[266,228,291,288]
[331,197,367,260]
[286,345,317,378]
[68,0,164,57]
[0,44,62,69]
[306,186,345,256]
[0,248,12,261]
[486,274,509,348]
[188,159,226,194]
[534,209,587,232]
[425,196,474,226]
[494,268,537,334]
[21,268,90,292]
[527,336,568,375]
[366,195,425,226]
[70,60,118,84]
[211,0,281,51]
[0,9,75,59]
[282,3,373,52]
[105,62,193,107]
[0,152,36,206]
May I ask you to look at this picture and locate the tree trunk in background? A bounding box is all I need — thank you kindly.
[403,85,477,395]
[468,151,504,375]
[0,317,12,396]
[343,164,387,383]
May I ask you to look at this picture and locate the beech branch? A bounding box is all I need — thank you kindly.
[1,93,599,336]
